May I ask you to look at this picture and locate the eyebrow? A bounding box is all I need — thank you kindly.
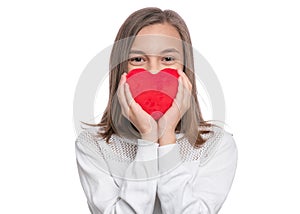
[129,50,146,55]
[160,48,180,54]
[129,48,180,55]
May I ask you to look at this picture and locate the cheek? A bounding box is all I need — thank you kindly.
[175,62,184,71]
[128,63,145,72]
[128,61,184,72]
[127,63,132,71]
[127,62,136,71]
[165,65,182,71]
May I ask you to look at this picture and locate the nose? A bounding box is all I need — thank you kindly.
[147,56,160,74]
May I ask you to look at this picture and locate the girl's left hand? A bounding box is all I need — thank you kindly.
[158,70,192,146]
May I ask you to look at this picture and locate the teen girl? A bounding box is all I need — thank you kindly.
[75,7,237,214]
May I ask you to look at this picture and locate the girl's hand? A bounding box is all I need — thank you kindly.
[158,70,192,146]
[117,73,158,142]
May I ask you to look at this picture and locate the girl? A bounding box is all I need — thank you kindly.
[75,7,237,214]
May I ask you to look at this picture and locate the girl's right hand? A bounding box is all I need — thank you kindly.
[117,73,158,142]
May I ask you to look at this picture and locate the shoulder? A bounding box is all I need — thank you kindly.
[75,127,104,158]
[202,127,238,167]
[177,126,238,166]
[75,128,138,163]
[219,129,237,153]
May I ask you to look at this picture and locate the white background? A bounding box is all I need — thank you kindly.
[1,0,299,213]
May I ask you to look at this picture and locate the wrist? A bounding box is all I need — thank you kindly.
[158,131,176,146]
[140,119,158,143]
[141,129,158,143]
[141,135,158,143]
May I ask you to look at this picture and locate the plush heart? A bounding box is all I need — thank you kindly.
[126,68,179,120]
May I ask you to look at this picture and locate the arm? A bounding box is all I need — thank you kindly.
[75,131,158,214]
[157,131,238,214]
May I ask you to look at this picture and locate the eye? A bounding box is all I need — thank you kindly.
[164,56,175,61]
[162,56,176,65]
[130,57,144,62]
[128,56,146,65]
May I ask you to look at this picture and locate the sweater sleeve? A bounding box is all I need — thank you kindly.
[75,131,159,214]
[157,131,238,214]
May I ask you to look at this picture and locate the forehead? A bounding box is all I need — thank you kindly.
[131,24,183,54]
[138,23,181,38]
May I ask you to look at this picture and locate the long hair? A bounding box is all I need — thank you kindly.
[83,7,217,147]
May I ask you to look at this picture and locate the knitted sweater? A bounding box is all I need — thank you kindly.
[75,126,237,214]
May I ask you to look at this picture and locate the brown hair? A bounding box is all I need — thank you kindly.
[82,7,218,147]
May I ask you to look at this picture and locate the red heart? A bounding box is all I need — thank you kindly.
[126,68,179,120]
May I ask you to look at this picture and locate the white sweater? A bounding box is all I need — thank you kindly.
[75,126,237,214]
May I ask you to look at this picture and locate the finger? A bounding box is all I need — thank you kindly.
[117,73,126,94]
[118,85,127,106]
[117,73,127,88]
[178,71,192,110]
[178,71,192,102]
[117,73,127,93]
[124,83,135,108]
[178,70,192,91]
[118,86,130,117]
[178,70,192,89]
[176,76,184,101]
[173,76,184,111]
[117,74,126,101]
[176,75,191,116]
[117,74,130,115]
